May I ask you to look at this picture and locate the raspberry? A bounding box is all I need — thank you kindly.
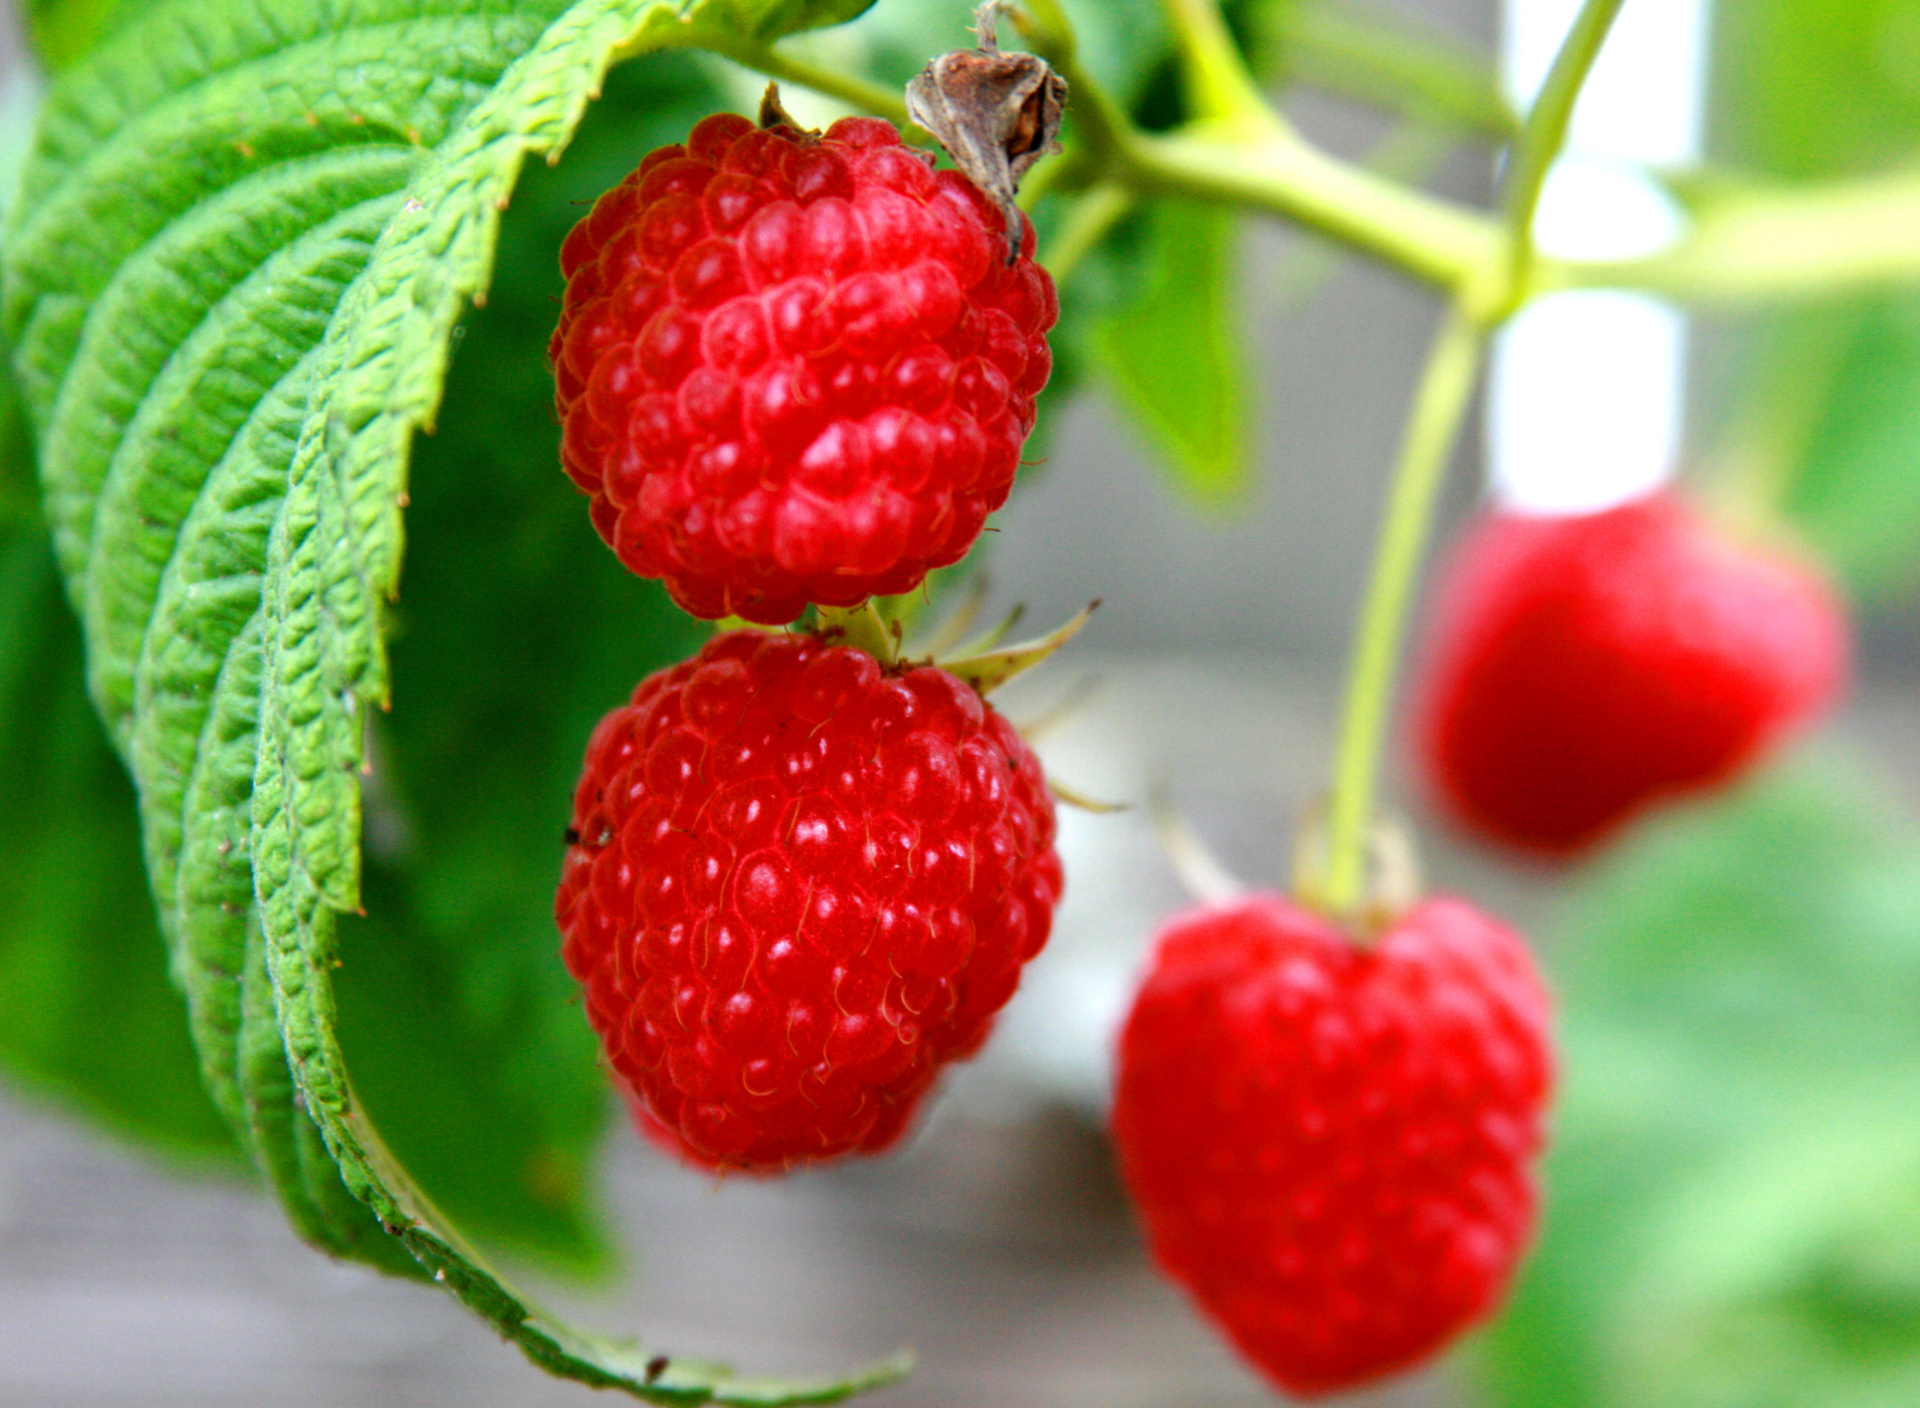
[556,629,1063,1170]
[1412,491,1849,856]
[1111,895,1553,1398]
[551,110,1058,624]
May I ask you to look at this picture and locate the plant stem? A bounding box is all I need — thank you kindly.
[1157,0,1284,135]
[1019,2,1500,295]
[1039,182,1134,282]
[1498,0,1628,311]
[1274,2,1518,139]
[1314,305,1484,922]
[1122,128,1498,295]
[696,35,913,129]
[1546,165,1920,301]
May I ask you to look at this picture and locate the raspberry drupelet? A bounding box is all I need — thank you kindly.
[556,630,1063,1171]
[551,112,1058,625]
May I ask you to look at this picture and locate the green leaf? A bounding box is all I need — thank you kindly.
[1709,0,1920,598]
[1480,749,1920,1408]
[328,50,715,1277]
[0,408,236,1161]
[1092,198,1251,503]
[3,0,909,1398]
[21,0,136,72]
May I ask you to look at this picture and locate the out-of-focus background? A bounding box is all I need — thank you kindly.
[5,0,1920,1403]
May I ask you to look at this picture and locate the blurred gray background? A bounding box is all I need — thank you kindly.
[4,0,1914,1405]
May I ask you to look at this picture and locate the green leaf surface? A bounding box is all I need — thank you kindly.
[3,0,908,1398]
[1480,748,1920,1408]
[328,50,714,1277]
[1710,0,1920,597]
[21,0,134,72]
[1092,198,1250,503]
[0,395,236,1161]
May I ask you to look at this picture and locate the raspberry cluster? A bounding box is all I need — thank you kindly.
[552,112,1057,625]
[1112,894,1553,1398]
[556,630,1062,1170]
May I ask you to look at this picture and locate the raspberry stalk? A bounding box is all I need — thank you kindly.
[1306,0,1630,923]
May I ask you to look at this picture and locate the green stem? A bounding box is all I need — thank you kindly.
[1315,306,1484,922]
[1021,3,1499,295]
[1157,0,1283,134]
[1274,2,1518,139]
[1038,182,1134,282]
[1498,0,1629,311]
[695,36,913,129]
[1121,128,1498,294]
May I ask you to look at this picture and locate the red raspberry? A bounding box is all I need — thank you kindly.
[1111,895,1553,1399]
[1412,492,1849,856]
[556,629,1063,1170]
[551,111,1058,624]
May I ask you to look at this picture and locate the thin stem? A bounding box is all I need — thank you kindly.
[695,36,913,129]
[1498,0,1629,310]
[1157,0,1284,135]
[1543,164,1920,302]
[1039,182,1134,282]
[1121,128,1498,294]
[1019,2,1499,295]
[1315,306,1485,922]
[1274,3,1518,139]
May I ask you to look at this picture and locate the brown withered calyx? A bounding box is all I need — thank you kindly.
[906,1,1066,263]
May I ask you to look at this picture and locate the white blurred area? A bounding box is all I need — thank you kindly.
[1486,0,1710,514]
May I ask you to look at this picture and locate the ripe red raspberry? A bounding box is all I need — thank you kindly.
[551,111,1058,625]
[1412,491,1849,857]
[1112,895,1553,1399]
[556,629,1063,1170]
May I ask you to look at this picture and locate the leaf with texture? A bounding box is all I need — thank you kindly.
[1479,748,1920,1408]
[4,0,907,1398]
[21,0,135,71]
[1710,0,1920,598]
[1092,198,1251,503]
[0,394,235,1161]
[328,50,713,1276]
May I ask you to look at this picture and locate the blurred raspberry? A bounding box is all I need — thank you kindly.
[1112,894,1553,1398]
[1413,492,1848,856]
[551,111,1057,624]
[557,629,1063,1171]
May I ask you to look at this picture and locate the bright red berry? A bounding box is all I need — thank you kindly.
[550,111,1058,625]
[1111,895,1553,1399]
[556,629,1063,1171]
[1412,492,1848,856]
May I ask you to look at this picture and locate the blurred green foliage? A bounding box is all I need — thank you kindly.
[0,357,238,1162]
[1483,748,1920,1408]
[1714,0,1920,599]
[1093,199,1250,503]
[19,0,132,72]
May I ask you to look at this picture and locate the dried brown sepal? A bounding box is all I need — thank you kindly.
[758,83,812,134]
[906,0,1066,263]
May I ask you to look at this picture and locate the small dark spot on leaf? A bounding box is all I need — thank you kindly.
[644,1356,670,1384]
